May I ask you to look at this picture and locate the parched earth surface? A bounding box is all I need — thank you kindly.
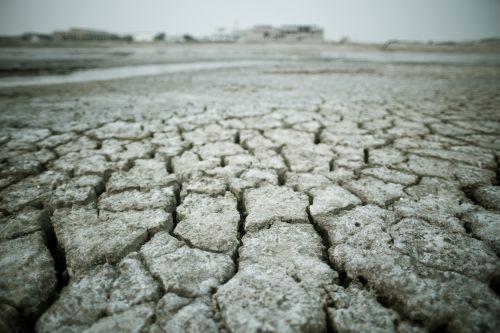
[0,45,499,333]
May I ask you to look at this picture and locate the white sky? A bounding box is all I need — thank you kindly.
[1,0,499,42]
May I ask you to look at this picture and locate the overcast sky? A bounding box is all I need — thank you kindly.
[1,0,499,42]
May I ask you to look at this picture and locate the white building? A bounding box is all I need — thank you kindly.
[241,25,323,43]
[279,25,323,42]
[242,25,280,42]
[131,32,160,42]
[207,27,244,43]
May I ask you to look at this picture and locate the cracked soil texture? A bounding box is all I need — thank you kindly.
[0,44,499,333]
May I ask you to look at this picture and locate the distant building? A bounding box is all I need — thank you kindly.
[242,25,279,42]
[241,25,323,43]
[53,28,119,41]
[131,32,158,42]
[207,27,244,43]
[279,25,323,42]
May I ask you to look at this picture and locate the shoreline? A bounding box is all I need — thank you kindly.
[1,43,499,79]
[1,40,500,53]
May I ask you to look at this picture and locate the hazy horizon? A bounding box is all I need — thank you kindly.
[1,0,500,43]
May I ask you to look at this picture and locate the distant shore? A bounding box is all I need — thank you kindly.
[1,42,499,79]
[1,39,500,53]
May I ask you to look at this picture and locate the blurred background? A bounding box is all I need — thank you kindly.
[0,0,499,86]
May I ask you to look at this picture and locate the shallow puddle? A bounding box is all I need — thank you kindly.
[0,60,268,88]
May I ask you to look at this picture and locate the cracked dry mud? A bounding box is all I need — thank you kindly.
[0,47,500,333]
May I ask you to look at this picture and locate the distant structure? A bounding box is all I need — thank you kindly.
[53,28,120,41]
[242,25,323,43]
[130,32,158,43]
[0,25,326,45]
[206,27,244,43]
